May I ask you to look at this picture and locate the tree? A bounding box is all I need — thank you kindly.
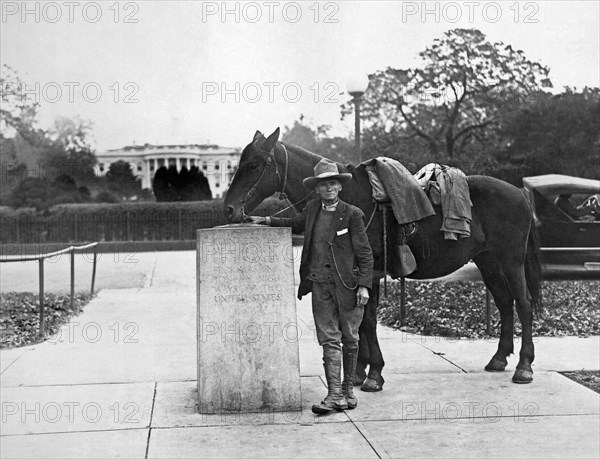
[345,29,552,159]
[151,165,212,202]
[498,87,600,179]
[105,161,142,200]
[152,166,171,201]
[281,116,354,164]
[1,66,98,202]
[189,166,212,201]
[0,64,39,137]
[45,116,97,183]
[7,174,91,211]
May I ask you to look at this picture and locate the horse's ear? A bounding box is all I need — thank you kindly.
[262,127,280,152]
[253,130,264,142]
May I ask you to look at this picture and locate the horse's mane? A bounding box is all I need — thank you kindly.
[280,142,323,162]
[281,142,357,174]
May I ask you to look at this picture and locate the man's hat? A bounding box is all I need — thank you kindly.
[303,158,353,189]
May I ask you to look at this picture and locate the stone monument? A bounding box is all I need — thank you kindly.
[197,225,302,414]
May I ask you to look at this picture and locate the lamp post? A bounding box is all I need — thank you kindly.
[347,74,369,164]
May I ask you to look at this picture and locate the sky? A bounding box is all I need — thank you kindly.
[1,0,599,152]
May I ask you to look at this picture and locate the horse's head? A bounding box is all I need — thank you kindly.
[224,128,282,223]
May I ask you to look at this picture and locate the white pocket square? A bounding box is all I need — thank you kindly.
[337,228,348,236]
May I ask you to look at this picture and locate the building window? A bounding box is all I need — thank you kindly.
[99,163,105,173]
[215,182,220,187]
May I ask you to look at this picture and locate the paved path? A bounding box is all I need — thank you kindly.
[1,251,598,458]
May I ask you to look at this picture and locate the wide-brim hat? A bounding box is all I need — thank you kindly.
[303,158,353,189]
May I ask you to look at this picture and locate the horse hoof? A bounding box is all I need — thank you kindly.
[512,369,533,384]
[361,377,384,392]
[352,376,365,386]
[485,357,507,372]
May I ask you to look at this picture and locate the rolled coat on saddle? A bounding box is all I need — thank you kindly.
[363,157,436,224]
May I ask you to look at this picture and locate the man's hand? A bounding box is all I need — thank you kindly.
[356,286,369,306]
[248,216,267,224]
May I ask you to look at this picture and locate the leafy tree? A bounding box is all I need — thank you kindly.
[178,166,192,201]
[0,64,39,136]
[346,29,552,159]
[105,160,142,200]
[7,178,52,211]
[152,166,171,201]
[44,116,97,183]
[282,116,354,164]
[8,174,91,211]
[165,166,180,201]
[498,87,600,179]
[1,66,98,202]
[151,165,211,202]
[189,166,212,201]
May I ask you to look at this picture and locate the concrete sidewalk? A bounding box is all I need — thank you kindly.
[1,251,599,458]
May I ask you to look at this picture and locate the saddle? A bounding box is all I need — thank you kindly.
[363,157,435,279]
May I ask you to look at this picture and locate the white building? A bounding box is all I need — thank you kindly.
[95,144,241,198]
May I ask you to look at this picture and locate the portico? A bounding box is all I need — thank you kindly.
[95,144,241,198]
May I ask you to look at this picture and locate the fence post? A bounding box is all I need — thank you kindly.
[178,210,183,240]
[16,214,20,243]
[91,245,98,295]
[70,250,75,309]
[39,259,45,337]
[400,277,406,326]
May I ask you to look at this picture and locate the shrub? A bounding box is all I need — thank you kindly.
[0,196,295,243]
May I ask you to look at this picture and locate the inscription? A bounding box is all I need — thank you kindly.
[214,293,282,303]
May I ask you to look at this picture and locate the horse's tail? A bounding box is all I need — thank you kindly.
[525,222,543,316]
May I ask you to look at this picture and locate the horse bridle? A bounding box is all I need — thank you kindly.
[238,143,313,220]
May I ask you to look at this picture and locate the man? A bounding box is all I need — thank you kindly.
[251,158,373,414]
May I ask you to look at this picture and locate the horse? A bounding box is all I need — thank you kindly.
[224,128,543,388]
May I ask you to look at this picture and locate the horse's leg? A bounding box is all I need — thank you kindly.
[354,323,369,385]
[473,252,515,372]
[360,282,386,392]
[500,261,535,383]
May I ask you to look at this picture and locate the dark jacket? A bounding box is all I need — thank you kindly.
[270,199,374,299]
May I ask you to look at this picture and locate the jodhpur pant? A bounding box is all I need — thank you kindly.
[311,281,364,352]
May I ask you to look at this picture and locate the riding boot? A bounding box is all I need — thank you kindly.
[312,346,348,414]
[342,345,359,409]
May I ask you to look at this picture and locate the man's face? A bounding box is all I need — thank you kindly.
[315,179,342,203]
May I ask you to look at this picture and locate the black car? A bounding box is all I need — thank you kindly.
[522,174,600,278]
